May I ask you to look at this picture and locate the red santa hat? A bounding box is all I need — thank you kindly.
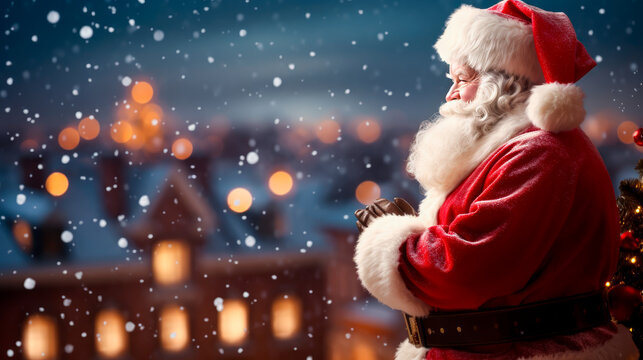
[434,0,596,133]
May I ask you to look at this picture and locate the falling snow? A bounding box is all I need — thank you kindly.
[0,2,639,358]
[118,237,128,248]
[153,30,165,41]
[46,10,60,24]
[139,195,150,207]
[23,278,36,290]
[246,151,259,164]
[244,235,256,247]
[121,76,132,86]
[61,230,74,243]
[213,297,224,311]
[79,26,93,39]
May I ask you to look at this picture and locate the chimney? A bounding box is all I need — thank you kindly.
[99,156,128,218]
[20,154,46,190]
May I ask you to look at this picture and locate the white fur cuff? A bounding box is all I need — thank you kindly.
[354,214,431,316]
[526,83,586,133]
[395,339,428,360]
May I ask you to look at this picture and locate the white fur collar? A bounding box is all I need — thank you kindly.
[417,109,532,226]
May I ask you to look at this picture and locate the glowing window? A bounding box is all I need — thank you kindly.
[272,295,302,339]
[23,315,58,360]
[351,341,377,360]
[218,299,248,345]
[153,240,190,285]
[160,305,189,352]
[95,309,127,358]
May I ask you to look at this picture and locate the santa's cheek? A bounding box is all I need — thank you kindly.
[460,84,480,102]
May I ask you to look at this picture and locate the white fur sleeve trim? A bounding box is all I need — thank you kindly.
[354,214,431,316]
[395,339,428,360]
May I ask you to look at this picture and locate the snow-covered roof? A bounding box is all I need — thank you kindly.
[0,150,366,273]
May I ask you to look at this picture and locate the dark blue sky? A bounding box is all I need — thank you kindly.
[1,0,641,134]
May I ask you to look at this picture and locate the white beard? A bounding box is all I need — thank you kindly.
[407,99,531,225]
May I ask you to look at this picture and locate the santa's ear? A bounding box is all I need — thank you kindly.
[526,83,585,133]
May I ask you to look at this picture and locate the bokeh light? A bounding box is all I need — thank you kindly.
[617,121,639,144]
[355,117,381,143]
[268,171,294,196]
[45,172,69,197]
[125,126,146,150]
[131,81,154,104]
[78,117,100,140]
[144,135,164,153]
[172,138,193,160]
[227,187,253,213]
[12,220,33,252]
[315,119,340,144]
[58,127,80,150]
[20,139,39,152]
[583,113,617,146]
[115,102,139,121]
[141,103,163,135]
[355,180,380,205]
[110,121,134,143]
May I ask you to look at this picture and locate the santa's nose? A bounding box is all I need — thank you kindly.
[446,85,459,102]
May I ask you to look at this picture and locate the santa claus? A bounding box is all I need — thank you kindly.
[353,1,640,359]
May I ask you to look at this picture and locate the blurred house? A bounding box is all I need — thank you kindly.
[0,124,409,360]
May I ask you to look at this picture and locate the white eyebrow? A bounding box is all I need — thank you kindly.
[445,73,453,80]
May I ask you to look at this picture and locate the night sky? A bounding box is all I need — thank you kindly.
[1,0,641,133]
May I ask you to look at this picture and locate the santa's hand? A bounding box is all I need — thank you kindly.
[355,197,417,233]
[393,197,417,216]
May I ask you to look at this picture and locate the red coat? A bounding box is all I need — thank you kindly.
[398,126,623,359]
[354,125,639,359]
[399,126,620,310]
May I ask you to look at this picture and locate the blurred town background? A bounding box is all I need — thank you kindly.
[0,0,641,359]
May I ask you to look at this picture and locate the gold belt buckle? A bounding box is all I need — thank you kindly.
[402,313,422,348]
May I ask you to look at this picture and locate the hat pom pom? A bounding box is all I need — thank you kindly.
[526,83,586,133]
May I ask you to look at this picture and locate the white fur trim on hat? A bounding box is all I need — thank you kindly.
[434,5,545,84]
[354,214,431,317]
[526,83,586,133]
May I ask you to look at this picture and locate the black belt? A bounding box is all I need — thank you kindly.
[403,291,612,348]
